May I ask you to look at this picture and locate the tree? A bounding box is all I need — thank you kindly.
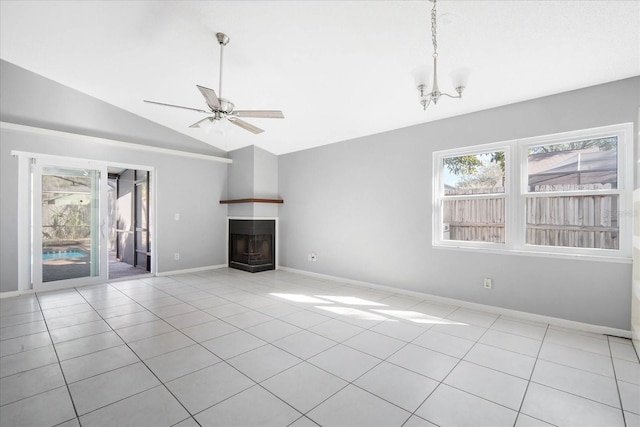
[443,155,483,175]
[529,137,616,154]
[455,162,504,189]
[444,152,505,176]
[444,137,616,177]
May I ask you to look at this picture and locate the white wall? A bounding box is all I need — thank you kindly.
[278,77,639,330]
[0,60,230,293]
[227,145,279,218]
[253,145,279,200]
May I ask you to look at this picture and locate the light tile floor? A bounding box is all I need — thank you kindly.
[1,268,639,427]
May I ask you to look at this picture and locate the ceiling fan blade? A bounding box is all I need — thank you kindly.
[233,110,285,119]
[189,117,215,128]
[144,100,210,114]
[196,85,221,110]
[229,118,264,134]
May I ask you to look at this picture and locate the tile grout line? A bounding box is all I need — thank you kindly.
[236,271,633,424]
[216,278,632,427]
[97,279,292,425]
[74,285,205,426]
[158,279,312,424]
[34,289,82,426]
[173,276,426,425]
[401,309,505,426]
[273,296,436,423]
[104,275,328,424]
[10,276,401,424]
[512,321,554,427]
[7,270,635,427]
[179,284,344,424]
[225,288,513,425]
[608,336,629,427]
[291,303,477,425]
[228,292,407,423]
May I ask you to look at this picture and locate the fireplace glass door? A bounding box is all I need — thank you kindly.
[229,220,275,273]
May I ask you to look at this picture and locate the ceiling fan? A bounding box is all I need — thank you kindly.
[144,32,284,135]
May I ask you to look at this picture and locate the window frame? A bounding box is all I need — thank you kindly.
[433,143,511,249]
[432,123,633,262]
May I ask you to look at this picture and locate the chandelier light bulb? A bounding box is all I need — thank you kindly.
[412,64,431,88]
[451,67,471,90]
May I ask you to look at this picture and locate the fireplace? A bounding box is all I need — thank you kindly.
[228,219,275,273]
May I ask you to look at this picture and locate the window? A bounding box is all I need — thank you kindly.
[525,137,619,250]
[433,123,633,261]
[441,150,507,243]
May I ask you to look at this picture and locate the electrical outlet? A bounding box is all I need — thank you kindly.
[484,278,492,289]
[174,252,180,260]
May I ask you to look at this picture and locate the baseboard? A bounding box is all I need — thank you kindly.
[157,264,227,277]
[0,289,36,299]
[278,266,631,339]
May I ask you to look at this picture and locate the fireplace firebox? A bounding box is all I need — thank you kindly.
[228,219,275,273]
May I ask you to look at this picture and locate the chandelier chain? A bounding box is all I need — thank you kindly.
[431,0,438,58]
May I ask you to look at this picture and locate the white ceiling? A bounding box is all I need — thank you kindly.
[1,1,638,155]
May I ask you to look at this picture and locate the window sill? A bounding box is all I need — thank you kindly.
[432,243,631,264]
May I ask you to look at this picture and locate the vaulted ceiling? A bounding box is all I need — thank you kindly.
[1,1,638,155]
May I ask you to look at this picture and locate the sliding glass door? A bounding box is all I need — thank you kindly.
[32,161,108,290]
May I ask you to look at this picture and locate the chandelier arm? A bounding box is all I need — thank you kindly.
[440,92,462,99]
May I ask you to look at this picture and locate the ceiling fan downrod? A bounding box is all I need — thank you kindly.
[216,32,230,100]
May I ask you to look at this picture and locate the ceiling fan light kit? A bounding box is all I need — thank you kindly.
[416,0,467,110]
[144,32,284,135]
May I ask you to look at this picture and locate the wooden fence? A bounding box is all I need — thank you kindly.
[443,185,618,249]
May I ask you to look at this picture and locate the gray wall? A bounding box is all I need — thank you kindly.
[253,146,279,200]
[228,146,256,201]
[0,60,228,158]
[278,77,639,330]
[227,145,279,218]
[1,61,229,293]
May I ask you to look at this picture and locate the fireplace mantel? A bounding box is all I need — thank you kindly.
[220,198,283,204]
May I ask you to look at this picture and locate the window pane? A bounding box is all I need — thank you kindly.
[443,151,505,196]
[527,137,617,192]
[443,198,505,243]
[526,195,619,249]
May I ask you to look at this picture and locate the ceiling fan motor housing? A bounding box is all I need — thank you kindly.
[217,98,235,115]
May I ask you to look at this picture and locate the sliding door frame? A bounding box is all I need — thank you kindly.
[32,159,109,291]
[14,151,156,292]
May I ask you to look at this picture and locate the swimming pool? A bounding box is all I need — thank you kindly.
[42,250,88,261]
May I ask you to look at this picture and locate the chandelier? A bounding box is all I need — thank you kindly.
[416,0,466,110]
